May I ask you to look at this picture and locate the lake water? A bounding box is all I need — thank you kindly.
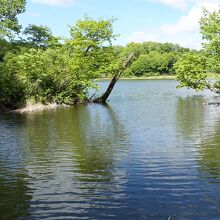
[1,80,220,220]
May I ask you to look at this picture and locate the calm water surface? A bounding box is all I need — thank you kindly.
[1,80,220,220]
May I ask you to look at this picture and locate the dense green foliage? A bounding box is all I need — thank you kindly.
[129,51,178,76]
[0,0,26,39]
[23,24,60,48]
[119,42,188,77]
[200,8,220,74]
[175,52,208,90]
[0,16,119,109]
[175,6,220,93]
[0,39,12,61]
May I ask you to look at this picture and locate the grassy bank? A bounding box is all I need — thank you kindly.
[98,73,220,81]
[97,75,177,81]
[207,73,220,79]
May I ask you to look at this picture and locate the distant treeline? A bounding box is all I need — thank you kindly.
[112,42,190,77]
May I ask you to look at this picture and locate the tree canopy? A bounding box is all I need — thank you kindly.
[175,6,220,93]
[23,24,60,48]
[200,7,220,73]
[0,16,121,109]
[0,0,26,39]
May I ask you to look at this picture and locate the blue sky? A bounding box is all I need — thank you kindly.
[19,0,219,49]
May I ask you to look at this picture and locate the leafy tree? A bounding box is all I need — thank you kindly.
[175,6,220,93]
[66,16,119,82]
[66,17,123,103]
[0,39,12,61]
[120,42,140,58]
[131,41,188,54]
[130,52,178,76]
[200,7,220,73]
[23,24,60,48]
[0,54,26,109]
[2,48,89,105]
[0,0,26,39]
[0,17,120,108]
[175,52,209,90]
[120,41,188,77]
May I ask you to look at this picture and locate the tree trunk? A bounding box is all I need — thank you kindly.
[94,53,134,103]
[93,75,119,103]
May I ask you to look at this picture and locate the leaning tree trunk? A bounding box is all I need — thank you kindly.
[94,53,134,103]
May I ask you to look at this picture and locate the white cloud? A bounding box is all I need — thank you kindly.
[149,0,219,10]
[128,32,159,43]
[128,0,219,49]
[32,0,75,7]
[28,12,40,17]
[160,1,218,34]
[149,0,187,9]
[128,29,201,49]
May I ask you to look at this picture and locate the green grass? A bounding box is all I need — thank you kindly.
[207,73,220,79]
[98,73,220,81]
[97,75,176,81]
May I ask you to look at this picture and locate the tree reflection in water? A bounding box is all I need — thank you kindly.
[176,96,220,180]
[20,104,129,218]
[199,117,220,180]
[0,114,32,219]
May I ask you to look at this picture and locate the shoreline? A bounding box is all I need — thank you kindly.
[13,103,70,113]
[97,73,220,81]
[97,75,176,81]
[2,74,220,113]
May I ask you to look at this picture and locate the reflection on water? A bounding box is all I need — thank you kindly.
[175,95,220,180]
[0,80,220,219]
[0,115,32,219]
[199,117,220,180]
[176,96,205,138]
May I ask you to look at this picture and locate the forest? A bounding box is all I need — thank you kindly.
[0,0,220,110]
